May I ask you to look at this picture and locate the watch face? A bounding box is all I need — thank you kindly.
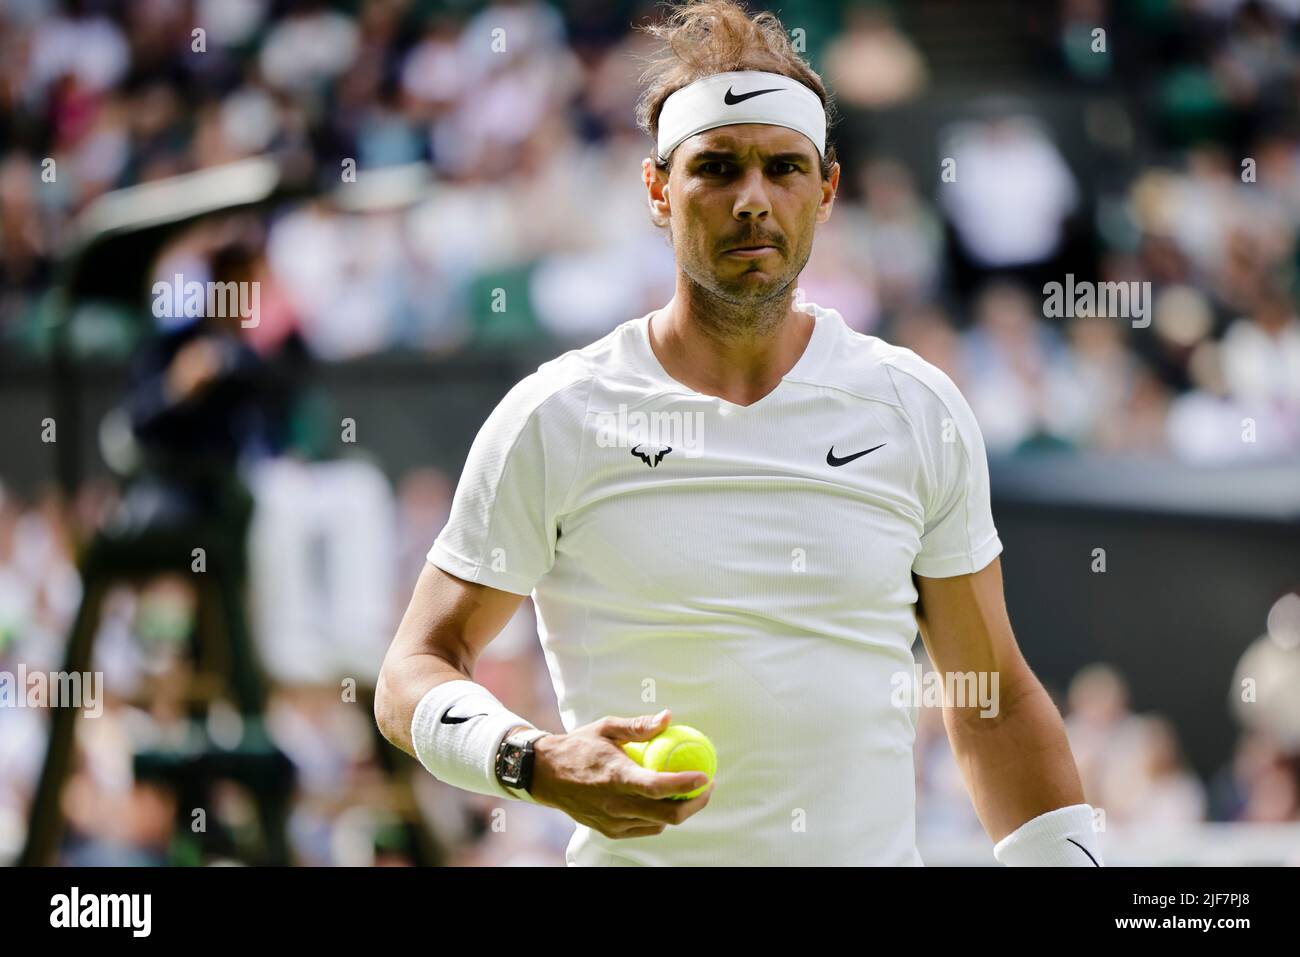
[501,744,525,783]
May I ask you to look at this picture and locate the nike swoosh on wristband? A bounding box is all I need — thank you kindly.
[826,444,886,467]
[724,86,781,105]
[440,708,489,725]
[1066,838,1101,866]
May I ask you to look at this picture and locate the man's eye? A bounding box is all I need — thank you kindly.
[698,160,798,175]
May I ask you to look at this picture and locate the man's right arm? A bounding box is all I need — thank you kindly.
[374,560,714,839]
[374,560,525,757]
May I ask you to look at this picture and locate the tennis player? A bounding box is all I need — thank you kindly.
[376,0,1102,867]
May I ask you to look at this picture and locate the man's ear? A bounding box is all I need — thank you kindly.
[643,156,671,227]
[815,160,840,224]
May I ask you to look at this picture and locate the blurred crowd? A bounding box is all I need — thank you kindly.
[3,0,1300,864]
[0,464,571,865]
[3,464,1299,866]
[915,656,1300,861]
[2,0,1300,458]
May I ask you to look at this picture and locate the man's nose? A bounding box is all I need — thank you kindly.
[733,167,771,219]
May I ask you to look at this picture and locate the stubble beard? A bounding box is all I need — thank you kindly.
[677,235,810,343]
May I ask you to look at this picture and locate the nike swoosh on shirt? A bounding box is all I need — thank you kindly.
[724,86,781,105]
[826,444,885,467]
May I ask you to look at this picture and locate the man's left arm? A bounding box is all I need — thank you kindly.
[914,556,1103,866]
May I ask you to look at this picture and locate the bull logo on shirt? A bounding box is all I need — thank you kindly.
[631,444,673,468]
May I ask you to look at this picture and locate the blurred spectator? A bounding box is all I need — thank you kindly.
[834,158,944,316]
[890,304,964,380]
[1220,282,1300,425]
[823,4,928,109]
[960,281,1074,453]
[938,114,1079,272]
[246,455,397,687]
[1063,664,1148,807]
[1098,716,1208,832]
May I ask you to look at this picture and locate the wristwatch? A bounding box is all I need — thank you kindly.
[495,727,551,793]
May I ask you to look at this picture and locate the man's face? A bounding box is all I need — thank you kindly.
[643,124,839,306]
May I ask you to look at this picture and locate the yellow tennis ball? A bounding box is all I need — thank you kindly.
[622,740,647,763]
[622,724,717,800]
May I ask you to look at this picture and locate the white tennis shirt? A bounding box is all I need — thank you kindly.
[428,297,1003,865]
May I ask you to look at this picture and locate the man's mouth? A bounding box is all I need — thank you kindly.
[724,244,778,256]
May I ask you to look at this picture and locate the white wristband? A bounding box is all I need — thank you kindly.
[993,803,1104,867]
[409,679,541,803]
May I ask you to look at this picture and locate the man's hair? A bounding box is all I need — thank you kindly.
[635,0,839,179]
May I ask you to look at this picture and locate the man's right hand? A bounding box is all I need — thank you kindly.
[528,709,714,839]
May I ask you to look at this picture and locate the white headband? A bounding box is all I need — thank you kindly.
[656,70,827,164]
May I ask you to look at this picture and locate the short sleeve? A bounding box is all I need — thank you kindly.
[428,370,589,596]
[887,357,1003,579]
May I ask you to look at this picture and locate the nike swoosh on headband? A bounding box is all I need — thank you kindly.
[723,86,781,105]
